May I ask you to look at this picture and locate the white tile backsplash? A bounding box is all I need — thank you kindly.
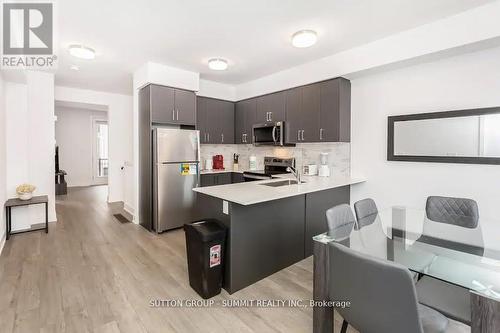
[200,143,350,177]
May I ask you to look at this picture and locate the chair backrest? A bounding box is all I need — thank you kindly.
[326,204,356,238]
[424,196,484,256]
[353,198,379,229]
[425,196,479,228]
[329,242,424,333]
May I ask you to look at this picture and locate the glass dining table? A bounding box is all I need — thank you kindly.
[312,206,500,333]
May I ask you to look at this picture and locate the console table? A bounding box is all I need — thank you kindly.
[4,195,49,240]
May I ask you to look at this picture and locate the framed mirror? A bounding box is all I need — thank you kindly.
[388,107,500,165]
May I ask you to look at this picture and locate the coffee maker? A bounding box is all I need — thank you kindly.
[213,155,224,170]
[318,152,330,177]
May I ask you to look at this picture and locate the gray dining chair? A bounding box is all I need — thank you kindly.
[329,242,449,333]
[416,195,482,325]
[353,198,379,229]
[326,204,356,238]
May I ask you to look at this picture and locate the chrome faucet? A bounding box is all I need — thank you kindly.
[286,166,302,184]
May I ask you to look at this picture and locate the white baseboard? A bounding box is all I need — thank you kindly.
[124,203,136,223]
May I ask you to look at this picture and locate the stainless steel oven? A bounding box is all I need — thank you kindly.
[253,121,286,146]
[242,157,295,182]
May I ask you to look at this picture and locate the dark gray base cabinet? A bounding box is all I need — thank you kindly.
[200,172,241,187]
[195,185,350,293]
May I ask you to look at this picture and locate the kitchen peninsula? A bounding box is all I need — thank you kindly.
[193,174,365,293]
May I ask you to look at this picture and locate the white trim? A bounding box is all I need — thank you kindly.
[478,115,485,156]
[123,204,135,221]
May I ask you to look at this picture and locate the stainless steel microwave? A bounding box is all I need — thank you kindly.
[253,121,287,146]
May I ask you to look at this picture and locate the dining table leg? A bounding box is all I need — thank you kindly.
[471,291,500,333]
[313,240,335,333]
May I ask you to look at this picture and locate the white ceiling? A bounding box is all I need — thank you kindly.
[53,0,493,95]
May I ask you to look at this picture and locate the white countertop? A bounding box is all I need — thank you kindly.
[193,174,366,205]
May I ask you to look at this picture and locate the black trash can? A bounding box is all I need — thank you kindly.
[184,219,227,299]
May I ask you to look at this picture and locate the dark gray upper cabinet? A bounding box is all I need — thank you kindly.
[300,83,321,142]
[220,100,235,144]
[256,92,286,124]
[196,97,208,143]
[235,102,245,144]
[285,87,302,143]
[196,97,235,144]
[198,77,350,145]
[319,77,351,142]
[285,78,350,143]
[285,84,320,143]
[150,85,175,124]
[175,89,196,125]
[235,99,256,144]
[149,84,196,125]
[244,99,256,138]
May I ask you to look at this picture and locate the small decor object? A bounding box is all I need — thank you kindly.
[16,184,36,201]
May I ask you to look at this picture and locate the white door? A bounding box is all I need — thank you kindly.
[92,119,109,185]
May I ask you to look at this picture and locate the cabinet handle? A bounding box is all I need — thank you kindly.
[297,130,300,141]
[207,133,210,142]
[319,128,323,140]
[172,109,175,120]
[269,112,272,122]
[176,109,179,120]
[221,133,224,143]
[301,130,305,141]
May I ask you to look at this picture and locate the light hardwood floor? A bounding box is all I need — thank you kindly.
[0,186,351,333]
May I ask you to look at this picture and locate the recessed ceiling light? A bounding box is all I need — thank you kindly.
[69,44,96,60]
[291,30,317,48]
[70,65,79,71]
[208,58,228,71]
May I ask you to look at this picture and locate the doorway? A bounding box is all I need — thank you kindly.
[92,118,109,185]
[54,102,109,198]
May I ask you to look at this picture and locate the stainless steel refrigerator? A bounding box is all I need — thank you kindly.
[152,128,200,233]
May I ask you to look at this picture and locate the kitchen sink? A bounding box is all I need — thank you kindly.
[260,179,306,187]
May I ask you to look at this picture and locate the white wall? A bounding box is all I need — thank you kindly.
[0,74,6,250]
[54,86,133,207]
[5,72,56,230]
[55,107,107,187]
[350,46,500,230]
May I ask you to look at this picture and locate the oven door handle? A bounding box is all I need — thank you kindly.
[272,125,277,143]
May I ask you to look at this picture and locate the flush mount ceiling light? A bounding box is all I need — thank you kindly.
[70,65,79,71]
[208,58,228,71]
[69,44,96,60]
[291,30,317,48]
